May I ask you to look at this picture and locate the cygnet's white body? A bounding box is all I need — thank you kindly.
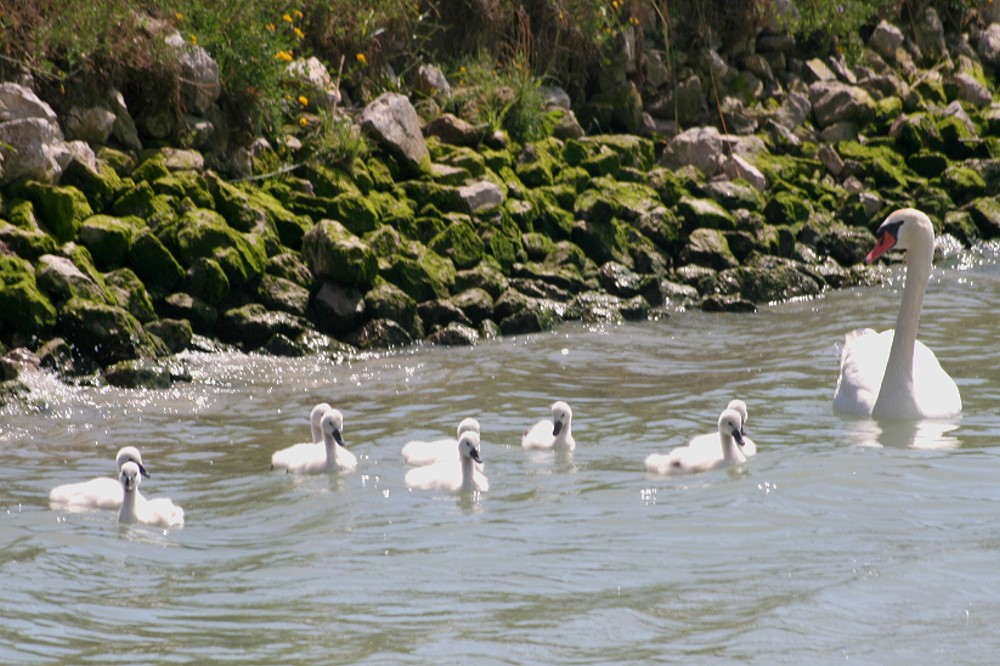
[645,408,748,475]
[49,446,150,510]
[271,409,357,474]
[521,401,575,451]
[405,431,489,493]
[118,461,184,528]
[401,417,481,466]
[686,400,757,456]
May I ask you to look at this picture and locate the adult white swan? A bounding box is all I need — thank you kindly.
[118,461,184,528]
[405,431,489,493]
[49,446,150,510]
[401,417,481,466]
[645,408,747,475]
[833,208,962,420]
[521,401,575,451]
[272,408,358,474]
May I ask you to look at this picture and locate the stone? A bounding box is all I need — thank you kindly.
[312,281,366,336]
[426,322,479,346]
[165,32,221,115]
[159,292,218,332]
[286,56,341,110]
[869,20,904,60]
[302,219,378,289]
[104,268,157,323]
[0,254,57,336]
[105,359,173,389]
[217,304,310,350]
[364,281,420,334]
[258,274,310,316]
[809,81,876,128]
[360,93,431,176]
[347,318,413,350]
[78,214,137,269]
[680,228,737,270]
[63,106,117,145]
[144,318,193,354]
[457,180,504,213]
[423,113,488,147]
[660,126,723,177]
[977,23,1000,68]
[35,254,107,305]
[57,298,164,365]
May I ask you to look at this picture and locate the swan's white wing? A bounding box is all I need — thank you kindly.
[335,445,358,472]
[833,329,890,417]
[271,442,322,471]
[49,477,122,510]
[521,420,554,449]
[405,461,461,491]
[142,497,185,527]
[401,438,458,465]
[912,340,962,418]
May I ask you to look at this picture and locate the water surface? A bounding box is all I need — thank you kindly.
[1,243,998,664]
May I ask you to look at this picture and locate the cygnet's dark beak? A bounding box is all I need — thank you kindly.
[138,463,150,479]
[470,449,483,464]
[334,429,346,448]
[552,419,563,436]
[732,428,746,447]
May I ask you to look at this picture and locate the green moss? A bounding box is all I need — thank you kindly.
[381,243,456,301]
[936,116,976,159]
[174,208,266,287]
[939,165,985,204]
[0,254,57,335]
[302,219,378,289]
[78,214,141,269]
[429,214,486,269]
[104,267,157,323]
[111,181,177,228]
[127,230,185,291]
[17,182,94,243]
[764,190,813,226]
[152,171,214,209]
[579,135,655,170]
[302,164,363,198]
[132,154,170,183]
[0,221,59,260]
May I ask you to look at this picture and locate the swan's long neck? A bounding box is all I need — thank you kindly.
[460,456,476,491]
[323,435,338,471]
[719,432,746,464]
[874,241,932,417]
[119,487,138,523]
[554,421,571,448]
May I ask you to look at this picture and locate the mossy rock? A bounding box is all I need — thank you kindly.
[301,219,378,289]
[937,116,978,160]
[527,189,574,238]
[365,224,404,258]
[575,180,662,226]
[266,251,313,288]
[677,196,737,231]
[646,167,689,207]
[679,228,737,270]
[697,180,764,212]
[111,181,177,228]
[522,231,555,260]
[243,188,310,250]
[571,215,632,267]
[258,274,310,317]
[481,147,514,173]
[437,146,487,177]
[132,154,171,183]
[174,208,267,287]
[454,259,510,299]
[183,257,231,305]
[838,141,913,189]
[78,214,141,269]
[764,190,814,226]
[554,165,591,193]
[152,171,214,209]
[967,197,1000,238]
[871,96,904,132]
[403,181,462,214]
[217,303,310,350]
[515,144,557,188]
[97,146,137,177]
[579,149,622,178]
[16,182,94,243]
[368,190,416,232]
[0,220,59,260]
[913,77,947,105]
[580,134,655,170]
[381,243,456,301]
[943,210,980,244]
[301,164,363,198]
[56,297,164,365]
[34,253,109,306]
[329,192,380,235]
[719,261,822,303]
[939,165,985,204]
[0,254,57,336]
[127,230,185,292]
[484,227,519,272]
[144,318,193,354]
[6,199,38,228]
[104,267,157,323]
[906,150,949,178]
[60,159,123,212]
[428,215,485,269]
[364,280,421,334]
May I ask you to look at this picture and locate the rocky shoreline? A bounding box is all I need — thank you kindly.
[2,12,1000,394]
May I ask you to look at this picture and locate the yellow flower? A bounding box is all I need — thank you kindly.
[298,95,309,107]
[356,52,367,66]
[266,23,276,32]
[294,9,304,19]
[299,117,309,127]
[293,27,304,40]
[282,13,292,23]
[190,34,198,46]
[459,66,466,74]
[275,50,293,62]
[175,12,183,20]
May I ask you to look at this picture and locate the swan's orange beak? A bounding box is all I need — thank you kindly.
[865,232,897,263]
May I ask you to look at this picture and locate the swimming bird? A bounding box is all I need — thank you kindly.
[401,417,481,466]
[404,431,489,493]
[521,401,575,451]
[271,408,358,474]
[686,399,757,456]
[118,461,184,527]
[49,446,150,510]
[833,208,961,420]
[644,408,748,475]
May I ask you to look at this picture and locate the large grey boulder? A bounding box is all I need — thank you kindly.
[360,93,431,176]
[0,83,72,184]
[808,81,876,128]
[660,126,723,177]
[287,57,342,110]
[165,32,221,115]
[63,106,117,145]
